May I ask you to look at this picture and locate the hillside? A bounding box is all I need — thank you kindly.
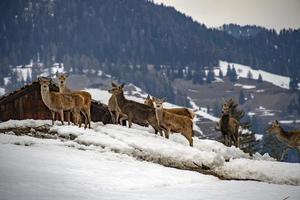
[1,120,300,199]
[0,0,299,92]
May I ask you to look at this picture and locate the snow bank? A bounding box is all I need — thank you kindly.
[219,61,290,89]
[1,120,299,186]
[0,119,52,129]
[0,87,5,96]
[2,137,299,200]
[216,158,300,185]
[234,83,256,89]
[188,97,219,122]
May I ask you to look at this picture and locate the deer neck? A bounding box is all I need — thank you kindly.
[274,127,289,143]
[40,88,52,108]
[114,92,126,109]
[155,108,164,125]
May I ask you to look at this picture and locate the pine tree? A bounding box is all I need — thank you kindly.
[206,68,215,84]
[239,90,246,105]
[218,69,223,78]
[257,74,263,83]
[289,77,299,91]
[247,70,253,80]
[229,66,237,82]
[226,64,231,77]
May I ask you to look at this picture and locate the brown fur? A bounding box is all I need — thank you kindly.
[57,73,92,128]
[219,103,240,147]
[267,120,300,154]
[153,98,194,146]
[144,95,195,120]
[39,78,87,127]
[108,85,128,124]
[108,83,163,136]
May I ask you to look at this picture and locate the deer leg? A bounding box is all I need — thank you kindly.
[82,110,88,129]
[128,114,133,128]
[115,111,120,124]
[67,111,70,125]
[51,111,55,125]
[86,108,91,129]
[60,110,64,125]
[280,148,289,161]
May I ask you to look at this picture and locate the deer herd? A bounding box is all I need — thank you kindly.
[38,74,300,159]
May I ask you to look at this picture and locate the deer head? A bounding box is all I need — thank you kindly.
[56,73,69,88]
[108,83,125,95]
[38,77,51,93]
[266,120,281,135]
[153,97,166,110]
[221,103,230,115]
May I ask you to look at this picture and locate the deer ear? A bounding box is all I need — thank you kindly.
[162,98,167,102]
[147,94,150,99]
[274,120,279,124]
[65,73,69,78]
[121,83,125,88]
[112,82,117,87]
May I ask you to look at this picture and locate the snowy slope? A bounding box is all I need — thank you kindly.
[1,135,299,200]
[219,60,290,89]
[1,120,299,187]
[1,120,300,200]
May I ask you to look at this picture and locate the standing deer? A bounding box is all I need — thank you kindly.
[153,98,194,146]
[144,95,195,120]
[39,78,87,127]
[266,120,300,160]
[108,83,163,136]
[218,102,240,147]
[108,83,128,124]
[56,73,92,128]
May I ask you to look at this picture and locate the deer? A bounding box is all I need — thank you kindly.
[153,98,194,147]
[218,102,240,147]
[144,95,195,120]
[108,86,127,124]
[38,78,87,128]
[56,73,92,128]
[266,120,300,160]
[108,83,163,136]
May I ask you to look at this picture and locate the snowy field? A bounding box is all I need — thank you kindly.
[1,120,300,200]
[219,60,290,89]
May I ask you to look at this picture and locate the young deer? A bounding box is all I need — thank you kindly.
[219,102,240,147]
[153,98,194,147]
[39,78,87,127]
[144,95,195,120]
[107,82,128,124]
[267,120,300,160]
[108,83,163,136]
[56,73,92,128]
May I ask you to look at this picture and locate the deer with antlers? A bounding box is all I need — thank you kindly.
[56,73,92,128]
[267,120,300,160]
[39,78,87,127]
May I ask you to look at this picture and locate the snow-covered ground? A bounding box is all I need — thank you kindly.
[0,87,5,96]
[219,60,290,89]
[0,120,300,200]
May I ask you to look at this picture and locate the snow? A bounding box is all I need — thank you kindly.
[219,60,290,89]
[255,134,263,141]
[1,130,300,200]
[217,158,300,185]
[188,97,219,122]
[2,120,300,187]
[234,83,256,89]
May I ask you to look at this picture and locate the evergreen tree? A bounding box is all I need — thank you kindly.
[239,90,246,105]
[247,70,253,80]
[218,69,223,78]
[226,64,231,77]
[298,91,300,114]
[289,77,299,91]
[257,73,263,83]
[229,66,237,82]
[206,68,215,84]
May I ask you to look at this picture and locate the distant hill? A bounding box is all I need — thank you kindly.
[221,24,266,38]
[0,0,299,97]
